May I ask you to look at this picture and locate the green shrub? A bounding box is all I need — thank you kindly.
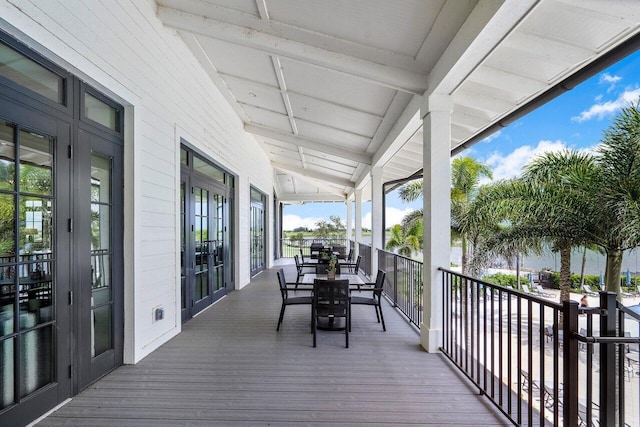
[546,272,601,290]
[482,273,528,288]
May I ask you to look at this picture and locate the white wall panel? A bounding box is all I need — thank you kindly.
[0,0,274,363]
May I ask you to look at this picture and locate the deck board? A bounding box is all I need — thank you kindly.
[37,264,510,426]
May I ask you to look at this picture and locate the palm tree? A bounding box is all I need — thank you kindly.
[385,224,421,258]
[519,151,596,302]
[589,103,640,294]
[397,156,491,274]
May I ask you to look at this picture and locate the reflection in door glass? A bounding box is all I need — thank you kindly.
[0,125,55,408]
[194,187,209,301]
[90,154,112,357]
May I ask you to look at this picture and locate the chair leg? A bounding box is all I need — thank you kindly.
[346,307,349,348]
[374,305,380,323]
[378,303,386,331]
[312,307,317,347]
[277,304,286,331]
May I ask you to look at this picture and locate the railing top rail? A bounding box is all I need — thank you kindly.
[617,300,640,321]
[439,267,563,309]
[378,249,423,265]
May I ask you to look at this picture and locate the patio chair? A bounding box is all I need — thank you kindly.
[313,279,350,348]
[544,325,554,342]
[276,268,312,331]
[350,270,386,331]
[582,284,598,296]
[521,284,533,294]
[346,255,361,274]
[535,285,554,297]
[293,255,304,287]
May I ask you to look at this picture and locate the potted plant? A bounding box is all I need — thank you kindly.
[327,254,338,280]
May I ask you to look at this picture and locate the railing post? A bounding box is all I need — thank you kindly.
[393,254,398,308]
[599,291,617,426]
[562,300,579,427]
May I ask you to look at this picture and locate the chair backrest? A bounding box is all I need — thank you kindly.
[373,270,386,297]
[299,248,306,262]
[294,254,301,269]
[316,263,340,274]
[536,285,545,293]
[347,248,353,262]
[354,255,362,272]
[522,284,531,293]
[277,268,288,300]
[313,279,349,317]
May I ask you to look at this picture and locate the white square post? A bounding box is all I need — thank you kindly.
[420,94,452,352]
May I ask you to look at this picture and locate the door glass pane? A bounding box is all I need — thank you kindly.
[213,194,224,292]
[19,130,53,196]
[90,154,112,357]
[193,156,224,183]
[0,193,15,260]
[19,325,53,397]
[1,337,14,409]
[0,42,64,104]
[19,197,53,256]
[194,187,209,301]
[84,93,119,132]
[0,121,15,191]
[18,260,52,329]
[0,266,15,337]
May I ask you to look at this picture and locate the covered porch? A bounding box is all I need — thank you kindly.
[36,262,508,426]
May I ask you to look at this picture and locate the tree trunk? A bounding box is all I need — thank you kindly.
[579,247,587,288]
[605,248,623,297]
[516,253,520,290]
[461,234,467,275]
[559,245,571,303]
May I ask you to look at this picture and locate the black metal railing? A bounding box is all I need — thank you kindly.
[440,268,640,427]
[378,250,423,327]
[280,238,350,258]
[358,243,371,277]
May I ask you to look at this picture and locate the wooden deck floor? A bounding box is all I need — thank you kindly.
[37,264,510,426]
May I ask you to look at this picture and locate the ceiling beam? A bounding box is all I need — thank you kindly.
[157,6,427,94]
[428,0,540,96]
[246,124,372,165]
[281,194,346,203]
[272,161,354,189]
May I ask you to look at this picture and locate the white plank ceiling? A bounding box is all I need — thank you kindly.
[157,0,640,203]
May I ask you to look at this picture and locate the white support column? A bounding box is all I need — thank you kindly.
[345,199,353,243]
[354,189,362,259]
[420,94,453,353]
[371,167,384,277]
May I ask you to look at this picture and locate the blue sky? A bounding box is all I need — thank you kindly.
[283,49,640,231]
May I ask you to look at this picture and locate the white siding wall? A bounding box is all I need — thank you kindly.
[0,0,274,363]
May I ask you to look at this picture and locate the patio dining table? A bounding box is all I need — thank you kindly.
[301,273,365,287]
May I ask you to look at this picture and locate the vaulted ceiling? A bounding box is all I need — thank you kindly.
[156,0,640,203]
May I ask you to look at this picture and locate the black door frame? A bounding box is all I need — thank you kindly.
[0,33,124,425]
[180,146,233,323]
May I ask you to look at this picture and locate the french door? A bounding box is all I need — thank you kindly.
[182,176,229,321]
[0,37,124,424]
[74,125,123,392]
[0,108,72,424]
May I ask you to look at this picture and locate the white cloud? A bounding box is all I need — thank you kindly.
[282,214,321,231]
[600,73,621,85]
[484,140,568,181]
[572,87,640,122]
[361,207,416,229]
[482,130,502,143]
